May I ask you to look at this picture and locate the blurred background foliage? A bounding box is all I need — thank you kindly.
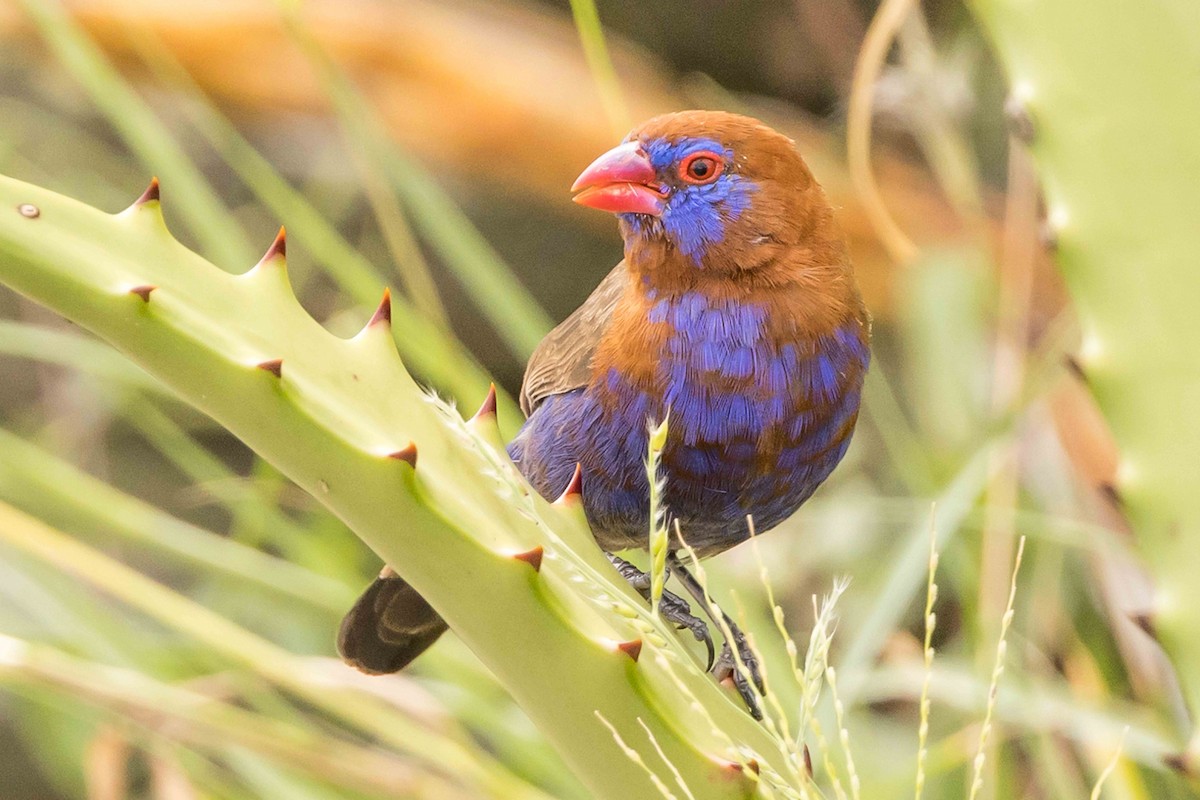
[0,0,1188,797]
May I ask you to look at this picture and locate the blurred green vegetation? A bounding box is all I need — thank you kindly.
[0,0,1193,798]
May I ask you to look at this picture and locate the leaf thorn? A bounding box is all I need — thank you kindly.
[1130,611,1156,639]
[512,546,544,572]
[258,226,287,265]
[368,288,392,327]
[388,442,418,468]
[134,177,161,206]
[616,639,642,662]
[129,285,156,302]
[471,383,498,421]
[257,359,283,378]
[553,463,583,505]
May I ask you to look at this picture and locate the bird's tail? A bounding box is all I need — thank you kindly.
[337,566,449,674]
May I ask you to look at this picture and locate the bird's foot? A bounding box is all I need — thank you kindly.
[712,621,764,720]
[607,553,716,668]
[667,552,764,720]
[659,590,717,669]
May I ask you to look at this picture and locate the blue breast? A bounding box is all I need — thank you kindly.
[508,291,867,555]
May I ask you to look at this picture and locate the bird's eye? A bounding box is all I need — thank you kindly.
[678,152,723,184]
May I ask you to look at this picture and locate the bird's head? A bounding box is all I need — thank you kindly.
[572,110,841,276]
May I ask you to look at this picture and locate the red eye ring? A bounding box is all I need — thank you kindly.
[678,152,723,184]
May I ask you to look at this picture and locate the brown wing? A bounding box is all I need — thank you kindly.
[519,261,630,416]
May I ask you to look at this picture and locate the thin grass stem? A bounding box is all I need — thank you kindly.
[967,536,1026,800]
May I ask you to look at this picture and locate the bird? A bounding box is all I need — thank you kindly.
[338,110,870,715]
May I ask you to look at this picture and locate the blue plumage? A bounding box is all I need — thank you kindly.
[509,286,869,556]
[338,110,870,681]
[619,137,758,265]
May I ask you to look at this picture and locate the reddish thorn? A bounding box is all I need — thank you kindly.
[1064,355,1085,381]
[1099,482,1123,508]
[1164,753,1193,777]
[388,442,418,468]
[1131,612,1156,638]
[260,226,286,263]
[471,383,497,420]
[134,177,160,206]
[721,758,759,778]
[554,463,583,504]
[129,285,156,302]
[257,359,283,378]
[803,745,813,778]
[616,639,642,662]
[513,546,543,572]
[1039,220,1060,252]
[1003,94,1035,143]
[368,287,392,327]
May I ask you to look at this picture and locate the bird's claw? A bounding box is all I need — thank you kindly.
[712,625,764,720]
[608,553,652,590]
[666,552,765,720]
[608,552,761,718]
[607,553,715,668]
[658,590,716,670]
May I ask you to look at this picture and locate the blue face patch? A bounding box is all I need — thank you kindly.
[618,137,758,266]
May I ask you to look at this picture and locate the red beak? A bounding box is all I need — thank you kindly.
[571,141,666,216]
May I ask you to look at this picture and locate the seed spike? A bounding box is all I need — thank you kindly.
[388,442,418,468]
[129,285,156,303]
[257,359,283,378]
[134,177,160,206]
[368,288,392,328]
[512,546,544,572]
[616,639,642,662]
[471,383,498,421]
[553,463,583,506]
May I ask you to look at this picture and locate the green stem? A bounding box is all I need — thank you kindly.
[567,0,630,135]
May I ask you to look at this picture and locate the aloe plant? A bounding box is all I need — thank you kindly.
[0,174,814,799]
[969,0,1200,770]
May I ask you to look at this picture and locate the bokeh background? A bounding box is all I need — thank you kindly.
[0,0,1184,798]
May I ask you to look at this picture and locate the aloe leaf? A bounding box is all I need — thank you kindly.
[0,174,797,798]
